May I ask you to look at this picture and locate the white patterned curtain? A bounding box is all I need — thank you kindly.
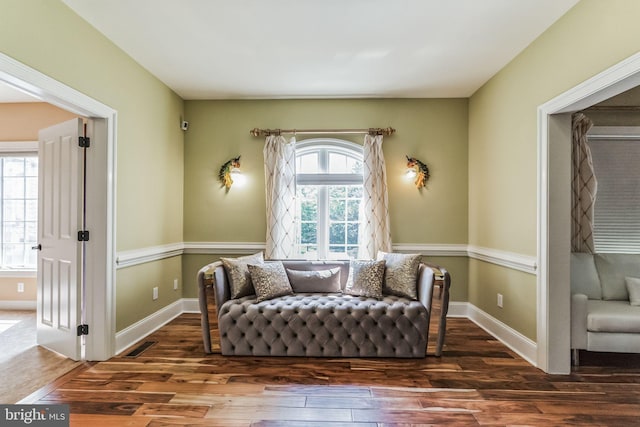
[264,135,297,259]
[359,134,392,259]
[571,113,597,253]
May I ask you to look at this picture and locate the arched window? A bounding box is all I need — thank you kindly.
[295,139,363,259]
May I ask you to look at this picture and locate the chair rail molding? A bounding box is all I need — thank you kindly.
[116,243,185,269]
[183,241,266,255]
[392,243,468,257]
[115,242,537,274]
[467,245,537,275]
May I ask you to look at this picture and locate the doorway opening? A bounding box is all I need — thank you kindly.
[538,52,640,373]
[0,52,117,362]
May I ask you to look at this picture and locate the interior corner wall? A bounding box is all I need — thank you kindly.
[182,99,469,301]
[0,0,185,331]
[467,0,640,339]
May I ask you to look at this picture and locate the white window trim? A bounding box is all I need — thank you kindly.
[0,269,36,278]
[0,141,38,153]
[0,141,39,271]
[297,173,363,185]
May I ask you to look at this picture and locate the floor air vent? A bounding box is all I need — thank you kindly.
[124,340,156,357]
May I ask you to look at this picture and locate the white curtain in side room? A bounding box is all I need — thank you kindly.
[264,135,297,259]
[571,113,597,254]
[359,134,392,259]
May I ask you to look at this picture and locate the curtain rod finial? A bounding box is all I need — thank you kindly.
[250,128,261,137]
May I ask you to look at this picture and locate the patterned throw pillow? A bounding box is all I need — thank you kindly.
[377,251,421,300]
[345,260,385,299]
[248,261,293,302]
[220,252,264,299]
[286,268,341,293]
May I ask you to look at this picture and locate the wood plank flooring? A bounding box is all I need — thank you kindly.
[19,294,640,426]
[0,310,81,403]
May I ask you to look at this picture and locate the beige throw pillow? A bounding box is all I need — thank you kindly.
[377,251,421,300]
[248,261,293,302]
[345,260,385,299]
[220,252,264,299]
[625,276,640,306]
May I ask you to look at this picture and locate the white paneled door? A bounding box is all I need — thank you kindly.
[36,118,84,360]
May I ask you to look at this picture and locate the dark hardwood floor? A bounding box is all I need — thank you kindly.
[19,292,640,426]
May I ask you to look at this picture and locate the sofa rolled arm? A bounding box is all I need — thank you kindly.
[419,263,451,356]
[571,293,588,350]
[417,263,435,313]
[197,261,222,354]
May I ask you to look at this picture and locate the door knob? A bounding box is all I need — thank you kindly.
[32,244,42,251]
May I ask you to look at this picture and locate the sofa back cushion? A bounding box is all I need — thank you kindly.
[594,254,640,300]
[570,252,602,300]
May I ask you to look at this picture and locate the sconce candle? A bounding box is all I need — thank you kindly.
[219,156,241,189]
[406,156,429,189]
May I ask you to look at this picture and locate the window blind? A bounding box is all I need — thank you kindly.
[589,137,640,253]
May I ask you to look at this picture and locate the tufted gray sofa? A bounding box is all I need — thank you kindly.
[198,259,447,358]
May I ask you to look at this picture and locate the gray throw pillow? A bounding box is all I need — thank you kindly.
[377,251,421,299]
[248,261,293,302]
[626,277,640,306]
[220,252,264,299]
[286,268,341,293]
[345,260,385,299]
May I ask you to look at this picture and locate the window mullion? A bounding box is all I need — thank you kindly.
[318,186,328,259]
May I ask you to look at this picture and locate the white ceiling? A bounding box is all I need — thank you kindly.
[57,1,576,99]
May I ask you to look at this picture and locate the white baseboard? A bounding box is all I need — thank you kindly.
[115,298,199,355]
[446,301,468,317]
[0,300,36,310]
[181,298,200,313]
[462,302,537,366]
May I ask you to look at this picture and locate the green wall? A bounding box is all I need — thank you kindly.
[182,99,469,301]
[0,0,185,331]
[468,0,640,338]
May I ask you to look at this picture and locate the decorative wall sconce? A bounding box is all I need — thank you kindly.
[218,156,244,190]
[405,156,430,189]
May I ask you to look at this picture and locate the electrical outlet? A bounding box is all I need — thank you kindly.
[497,293,503,308]
[173,278,179,291]
[17,282,24,293]
[152,286,159,300]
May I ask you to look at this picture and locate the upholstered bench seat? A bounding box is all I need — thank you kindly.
[218,292,429,357]
[586,300,640,333]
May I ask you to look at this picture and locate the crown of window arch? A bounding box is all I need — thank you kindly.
[296,139,364,181]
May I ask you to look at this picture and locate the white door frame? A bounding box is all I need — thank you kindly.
[0,52,117,361]
[537,52,640,373]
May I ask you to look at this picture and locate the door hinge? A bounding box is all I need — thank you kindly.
[77,324,89,336]
[79,136,91,148]
[78,230,90,241]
